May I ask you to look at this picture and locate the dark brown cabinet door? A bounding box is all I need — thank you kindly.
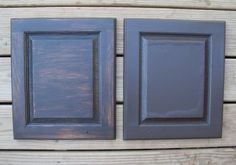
[124,19,225,139]
[11,18,115,139]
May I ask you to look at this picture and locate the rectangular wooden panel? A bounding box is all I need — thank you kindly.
[30,33,97,120]
[124,19,225,139]
[0,0,235,10]
[0,148,235,165]
[0,7,235,56]
[140,34,206,119]
[0,104,236,150]
[11,18,115,139]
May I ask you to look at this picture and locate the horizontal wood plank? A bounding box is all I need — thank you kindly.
[0,7,236,56]
[0,0,236,10]
[0,57,236,102]
[224,59,236,102]
[0,148,236,165]
[0,104,236,150]
[0,58,11,102]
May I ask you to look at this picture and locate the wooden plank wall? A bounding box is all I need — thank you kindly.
[0,1,235,164]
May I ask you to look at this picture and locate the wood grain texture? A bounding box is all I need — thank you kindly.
[0,104,236,150]
[11,18,116,139]
[0,148,236,165]
[0,58,11,103]
[1,58,236,102]
[0,0,235,10]
[0,7,236,56]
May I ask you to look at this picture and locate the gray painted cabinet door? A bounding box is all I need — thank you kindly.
[124,19,225,140]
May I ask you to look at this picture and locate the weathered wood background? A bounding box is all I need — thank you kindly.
[0,1,236,164]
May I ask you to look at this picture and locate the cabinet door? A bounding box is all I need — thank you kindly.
[11,18,115,139]
[124,19,225,139]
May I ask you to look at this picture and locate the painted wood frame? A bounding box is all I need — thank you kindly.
[11,18,116,139]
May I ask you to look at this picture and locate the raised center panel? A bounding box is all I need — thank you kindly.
[141,34,207,121]
[29,34,98,121]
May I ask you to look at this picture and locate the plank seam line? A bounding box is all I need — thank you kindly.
[0,55,11,58]
[0,146,235,152]
[1,102,236,106]
[224,101,236,104]
[225,56,236,59]
[0,5,235,11]
[0,102,124,105]
[0,54,123,57]
[0,102,12,105]
[1,55,234,58]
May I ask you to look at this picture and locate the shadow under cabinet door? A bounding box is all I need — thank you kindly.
[11,18,116,139]
[124,19,225,140]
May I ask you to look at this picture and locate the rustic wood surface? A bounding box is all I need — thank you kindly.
[0,58,10,102]
[0,148,236,165]
[0,104,236,150]
[11,18,116,140]
[0,0,235,10]
[0,8,236,56]
[0,2,235,164]
[0,58,236,102]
